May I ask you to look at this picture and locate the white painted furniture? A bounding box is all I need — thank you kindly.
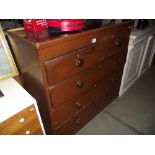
[0,78,45,135]
[119,27,155,96]
[138,35,155,76]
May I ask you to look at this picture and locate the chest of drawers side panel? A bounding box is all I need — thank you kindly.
[7,36,53,134]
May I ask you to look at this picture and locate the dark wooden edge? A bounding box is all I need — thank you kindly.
[0,89,4,98]
[5,21,134,50]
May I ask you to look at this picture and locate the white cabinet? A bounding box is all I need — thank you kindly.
[119,40,147,95]
[0,78,46,135]
[138,35,155,76]
[119,27,155,96]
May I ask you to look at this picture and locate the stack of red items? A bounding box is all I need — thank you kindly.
[23,19,47,32]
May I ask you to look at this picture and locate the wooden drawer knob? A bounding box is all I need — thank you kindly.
[110,78,116,83]
[108,95,112,98]
[115,40,121,48]
[94,84,97,88]
[75,101,82,109]
[76,118,81,125]
[114,60,119,65]
[54,121,59,127]
[76,80,84,89]
[75,58,84,67]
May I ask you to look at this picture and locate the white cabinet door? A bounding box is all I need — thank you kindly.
[119,40,147,96]
[138,35,155,76]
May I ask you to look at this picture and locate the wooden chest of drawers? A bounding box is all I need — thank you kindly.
[6,21,133,134]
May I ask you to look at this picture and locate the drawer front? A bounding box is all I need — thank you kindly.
[52,83,98,129]
[0,105,43,135]
[104,70,123,103]
[45,35,129,86]
[49,53,122,108]
[53,93,108,135]
[100,35,129,58]
[45,43,100,85]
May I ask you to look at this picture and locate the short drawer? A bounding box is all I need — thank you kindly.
[0,105,43,135]
[45,35,129,86]
[104,70,123,103]
[100,35,129,58]
[49,53,122,108]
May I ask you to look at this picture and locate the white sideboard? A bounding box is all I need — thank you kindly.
[0,78,45,135]
[119,27,155,96]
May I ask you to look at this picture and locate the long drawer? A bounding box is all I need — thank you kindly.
[53,93,108,135]
[0,105,43,135]
[45,35,129,85]
[49,51,126,108]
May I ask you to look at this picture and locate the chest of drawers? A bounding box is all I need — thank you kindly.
[6,21,133,134]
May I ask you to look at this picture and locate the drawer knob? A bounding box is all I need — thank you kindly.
[76,118,81,125]
[54,122,59,127]
[94,84,97,88]
[108,95,112,98]
[76,80,84,89]
[25,130,31,135]
[19,117,25,123]
[75,101,82,108]
[110,78,116,83]
[114,60,119,65]
[75,58,84,67]
[115,40,121,48]
[95,94,98,99]
[29,107,34,111]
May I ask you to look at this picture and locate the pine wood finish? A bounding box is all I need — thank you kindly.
[0,104,43,135]
[6,21,133,134]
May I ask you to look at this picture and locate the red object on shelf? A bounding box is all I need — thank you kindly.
[47,19,85,32]
[23,19,47,32]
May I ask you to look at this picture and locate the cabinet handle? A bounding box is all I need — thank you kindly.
[94,84,97,88]
[76,80,84,89]
[29,107,34,111]
[110,78,116,83]
[76,118,81,125]
[114,60,119,65]
[108,95,112,98]
[95,94,98,99]
[25,130,31,135]
[75,58,84,67]
[115,40,121,48]
[54,121,59,126]
[99,56,105,62]
[75,101,82,109]
[19,117,25,123]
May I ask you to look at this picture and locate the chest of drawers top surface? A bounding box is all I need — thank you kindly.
[6,21,133,49]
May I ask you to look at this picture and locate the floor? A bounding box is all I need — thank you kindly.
[77,66,155,135]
